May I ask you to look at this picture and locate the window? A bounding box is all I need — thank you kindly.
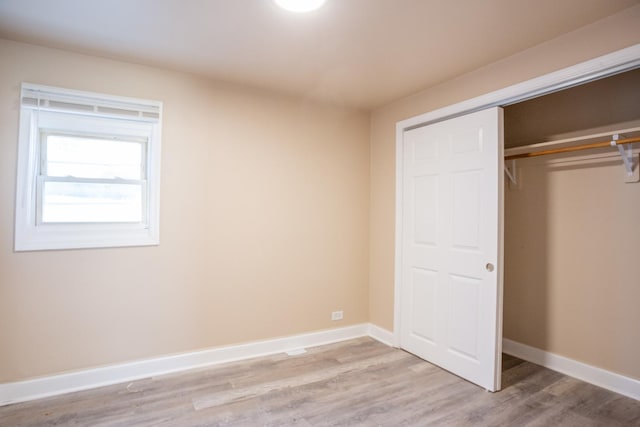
[15,84,162,251]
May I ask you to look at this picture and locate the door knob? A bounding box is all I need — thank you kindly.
[485,263,494,272]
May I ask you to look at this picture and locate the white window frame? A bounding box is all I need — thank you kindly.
[14,83,162,251]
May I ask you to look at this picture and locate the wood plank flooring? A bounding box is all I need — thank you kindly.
[1,337,639,426]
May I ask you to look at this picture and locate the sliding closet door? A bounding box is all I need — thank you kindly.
[399,107,503,391]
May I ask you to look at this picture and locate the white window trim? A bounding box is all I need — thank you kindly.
[14,83,162,251]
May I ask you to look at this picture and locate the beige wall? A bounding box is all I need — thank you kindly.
[504,150,640,379]
[369,5,640,379]
[504,68,640,147]
[0,39,370,382]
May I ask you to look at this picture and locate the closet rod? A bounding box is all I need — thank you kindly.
[505,136,640,161]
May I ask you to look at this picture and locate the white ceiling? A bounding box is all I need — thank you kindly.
[0,0,638,109]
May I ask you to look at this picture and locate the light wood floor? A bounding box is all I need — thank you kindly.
[1,338,639,426]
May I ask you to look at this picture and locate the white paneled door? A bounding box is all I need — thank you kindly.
[400,107,504,391]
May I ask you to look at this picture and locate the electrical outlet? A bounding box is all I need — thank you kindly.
[331,311,343,321]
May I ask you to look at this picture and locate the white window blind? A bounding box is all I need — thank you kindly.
[21,85,161,120]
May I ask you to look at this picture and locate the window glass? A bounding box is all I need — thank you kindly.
[45,135,143,180]
[41,181,143,223]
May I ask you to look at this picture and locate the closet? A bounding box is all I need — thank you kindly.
[502,68,640,382]
[395,63,640,393]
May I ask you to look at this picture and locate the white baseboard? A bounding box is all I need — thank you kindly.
[1,323,376,406]
[5,331,635,406]
[503,338,640,401]
[367,324,395,347]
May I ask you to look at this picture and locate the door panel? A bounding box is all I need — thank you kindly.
[411,268,437,343]
[448,274,480,360]
[400,107,503,391]
[413,175,438,245]
[451,170,481,248]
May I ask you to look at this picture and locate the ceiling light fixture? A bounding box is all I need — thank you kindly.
[274,0,326,13]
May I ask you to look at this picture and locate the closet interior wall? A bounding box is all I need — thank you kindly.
[503,68,640,381]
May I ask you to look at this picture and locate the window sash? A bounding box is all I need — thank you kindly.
[36,176,148,225]
[36,131,149,225]
[40,131,148,180]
